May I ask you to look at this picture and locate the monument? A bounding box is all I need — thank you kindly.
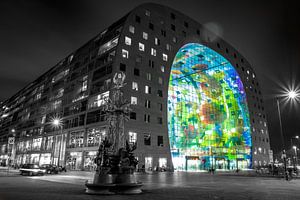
[85,72,142,194]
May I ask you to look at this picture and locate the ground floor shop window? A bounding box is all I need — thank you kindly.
[66,152,82,170]
[39,153,51,165]
[83,151,97,171]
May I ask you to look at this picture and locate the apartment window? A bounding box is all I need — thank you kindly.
[171,13,176,19]
[125,36,131,45]
[166,44,171,51]
[122,49,129,58]
[143,32,148,40]
[145,100,151,108]
[82,75,88,92]
[162,54,168,61]
[158,77,163,84]
[157,117,163,124]
[136,56,142,63]
[131,96,137,105]
[196,29,200,35]
[171,24,176,31]
[184,21,189,28]
[151,48,157,56]
[129,25,135,34]
[157,90,163,97]
[161,29,166,37]
[172,36,177,43]
[146,73,152,81]
[145,10,151,16]
[145,85,151,94]
[132,81,138,91]
[134,68,140,76]
[160,66,165,72]
[130,112,137,120]
[144,114,150,123]
[129,131,137,144]
[149,60,154,68]
[144,133,151,145]
[149,23,154,30]
[157,103,163,111]
[157,136,163,146]
[120,63,126,71]
[139,42,145,51]
[135,15,141,23]
[154,37,160,45]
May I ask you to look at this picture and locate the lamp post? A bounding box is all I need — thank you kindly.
[292,146,298,170]
[291,135,299,170]
[51,117,63,167]
[276,90,299,180]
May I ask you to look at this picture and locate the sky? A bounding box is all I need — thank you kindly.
[0,0,299,154]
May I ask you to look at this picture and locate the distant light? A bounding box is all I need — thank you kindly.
[293,146,297,149]
[288,91,297,99]
[53,119,60,126]
[296,136,299,139]
[11,129,15,133]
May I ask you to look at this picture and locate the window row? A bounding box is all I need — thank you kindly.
[129,112,163,124]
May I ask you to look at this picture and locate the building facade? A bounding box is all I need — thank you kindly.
[0,3,270,171]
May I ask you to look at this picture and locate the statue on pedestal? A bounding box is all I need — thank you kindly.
[85,72,142,194]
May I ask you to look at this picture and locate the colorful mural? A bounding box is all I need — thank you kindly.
[168,43,251,171]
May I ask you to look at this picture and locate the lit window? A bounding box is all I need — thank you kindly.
[154,37,160,45]
[82,75,88,91]
[145,100,151,108]
[122,49,129,58]
[144,133,151,145]
[161,66,165,72]
[172,36,177,43]
[166,44,171,51]
[129,25,135,34]
[145,10,151,16]
[145,85,151,94]
[163,53,168,61]
[146,73,152,81]
[139,42,145,51]
[144,115,150,123]
[132,81,138,91]
[142,32,148,40]
[131,96,137,105]
[151,48,156,56]
[125,36,131,45]
[129,131,137,144]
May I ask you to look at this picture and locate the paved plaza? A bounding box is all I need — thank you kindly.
[1,170,300,200]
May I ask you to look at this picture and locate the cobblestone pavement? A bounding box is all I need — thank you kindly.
[1,171,300,200]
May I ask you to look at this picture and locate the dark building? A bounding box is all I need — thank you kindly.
[0,3,270,171]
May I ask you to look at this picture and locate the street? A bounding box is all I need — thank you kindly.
[1,171,300,200]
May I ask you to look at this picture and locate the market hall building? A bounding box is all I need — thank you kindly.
[0,3,271,171]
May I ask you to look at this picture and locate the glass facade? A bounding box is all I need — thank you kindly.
[168,43,251,171]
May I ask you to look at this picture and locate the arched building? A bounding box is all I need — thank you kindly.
[0,3,270,171]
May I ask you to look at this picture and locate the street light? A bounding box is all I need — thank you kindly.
[276,90,299,180]
[51,117,63,167]
[291,136,299,170]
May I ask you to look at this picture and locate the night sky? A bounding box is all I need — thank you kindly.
[0,0,299,155]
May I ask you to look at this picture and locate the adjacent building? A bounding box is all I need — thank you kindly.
[0,3,270,171]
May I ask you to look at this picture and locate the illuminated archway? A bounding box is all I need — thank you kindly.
[168,43,251,171]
